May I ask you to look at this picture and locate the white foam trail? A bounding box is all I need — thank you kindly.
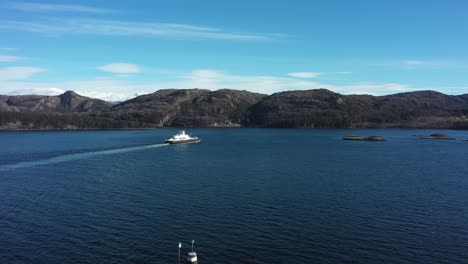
[0,143,169,171]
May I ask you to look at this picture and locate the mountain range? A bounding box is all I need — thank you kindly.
[1,89,468,130]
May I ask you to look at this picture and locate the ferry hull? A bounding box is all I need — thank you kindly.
[165,139,201,144]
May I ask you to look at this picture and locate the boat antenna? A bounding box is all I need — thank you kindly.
[191,239,195,252]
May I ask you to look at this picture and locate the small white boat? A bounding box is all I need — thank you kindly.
[186,252,198,263]
[165,130,201,144]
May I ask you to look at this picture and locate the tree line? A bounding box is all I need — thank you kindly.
[0,112,157,130]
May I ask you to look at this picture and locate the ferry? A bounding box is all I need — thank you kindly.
[179,240,198,263]
[165,130,201,144]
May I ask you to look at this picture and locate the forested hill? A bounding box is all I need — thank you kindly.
[101,89,266,127]
[246,89,468,128]
[1,89,468,130]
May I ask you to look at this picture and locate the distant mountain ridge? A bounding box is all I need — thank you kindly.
[0,91,111,113]
[247,89,468,128]
[1,88,468,129]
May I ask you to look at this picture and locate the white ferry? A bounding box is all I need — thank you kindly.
[165,130,201,144]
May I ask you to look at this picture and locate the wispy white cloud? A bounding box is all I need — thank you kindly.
[5,87,65,96]
[398,60,459,70]
[0,47,17,51]
[6,2,113,13]
[288,72,322,78]
[0,19,271,41]
[0,66,46,81]
[97,63,141,74]
[404,60,425,66]
[0,55,24,62]
[0,78,149,101]
[370,59,467,70]
[288,71,353,78]
[178,70,410,95]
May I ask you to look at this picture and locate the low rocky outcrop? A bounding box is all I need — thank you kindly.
[416,133,457,140]
[365,136,386,141]
[343,135,386,141]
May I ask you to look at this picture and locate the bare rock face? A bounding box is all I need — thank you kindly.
[102,89,210,126]
[0,91,111,113]
[104,89,266,127]
[172,89,266,127]
[245,89,351,128]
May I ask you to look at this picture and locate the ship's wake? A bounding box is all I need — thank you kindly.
[0,143,170,171]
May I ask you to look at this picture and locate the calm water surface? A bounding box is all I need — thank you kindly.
[1,129,468,264]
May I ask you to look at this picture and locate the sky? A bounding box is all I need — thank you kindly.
[1,0,468,101]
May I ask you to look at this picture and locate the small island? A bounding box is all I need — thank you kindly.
[415,133,456,140]
[343,135,386,141]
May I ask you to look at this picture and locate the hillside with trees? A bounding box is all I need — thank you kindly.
[1,89,468,130]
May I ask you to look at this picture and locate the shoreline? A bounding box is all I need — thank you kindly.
[0,127,160,132]
[1,126,468,132]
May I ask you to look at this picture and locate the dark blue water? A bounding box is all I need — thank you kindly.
[1,129,468,264]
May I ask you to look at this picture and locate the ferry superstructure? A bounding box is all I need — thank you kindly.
[165,130,201,144]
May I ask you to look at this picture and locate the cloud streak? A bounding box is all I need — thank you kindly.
[370,59,468,70]
[0,55,24,62]
[6,2,114,13]
[0,19,271,41]
[287,71,353,79]
[179,70,410,95]
[288,72,322,78]
[5,87,65,96]
[97,63,141,74]
[404,60,425,66]
[0,66,46,81]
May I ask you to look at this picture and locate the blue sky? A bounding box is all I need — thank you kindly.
[1,0,467,100]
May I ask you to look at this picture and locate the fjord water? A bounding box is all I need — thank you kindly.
[1,129,467,264]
